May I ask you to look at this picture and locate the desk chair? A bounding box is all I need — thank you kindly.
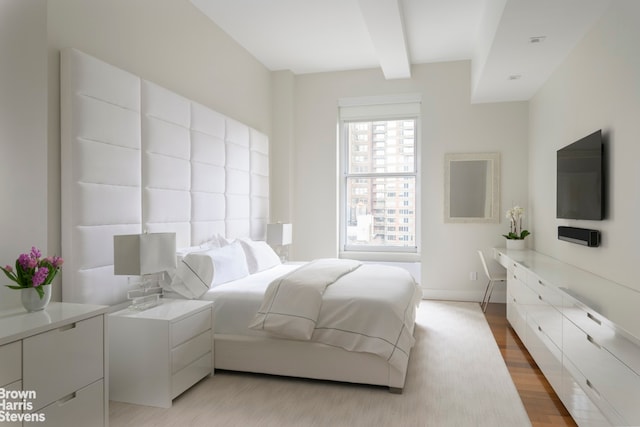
[478,250,507,312]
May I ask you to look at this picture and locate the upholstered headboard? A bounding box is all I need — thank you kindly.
[60,48,269,305]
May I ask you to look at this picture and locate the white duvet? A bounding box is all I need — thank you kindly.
[203,260,421,371]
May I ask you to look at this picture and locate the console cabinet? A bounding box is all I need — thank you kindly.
[0,303,108,427]
[496,249,640,427]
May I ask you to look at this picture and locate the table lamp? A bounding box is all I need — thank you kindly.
[114,232,176,310]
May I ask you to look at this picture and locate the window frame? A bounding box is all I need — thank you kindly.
[339,114,421,262]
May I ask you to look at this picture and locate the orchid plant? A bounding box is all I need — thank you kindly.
[503,206,530,240]
[1,247,64,299]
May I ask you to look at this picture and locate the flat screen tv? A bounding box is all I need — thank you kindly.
[557,130,603,220]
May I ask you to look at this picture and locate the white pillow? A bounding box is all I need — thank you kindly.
[238,238,281,274]
[170,241,249,298]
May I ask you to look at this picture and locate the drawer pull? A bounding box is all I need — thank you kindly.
[538,280,545,286]
[59,322,77,332]
[57,391,76,405]
[538,295,543,301]
[586,312,602,326]
[586,335,601,349]
[586,379,600,397]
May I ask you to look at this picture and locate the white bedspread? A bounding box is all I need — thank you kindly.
[248,258,362,340]
[210,260,421,371]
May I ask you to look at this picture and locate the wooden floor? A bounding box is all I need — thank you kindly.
[484,302,577,427]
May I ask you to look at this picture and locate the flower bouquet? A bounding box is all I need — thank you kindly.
[503,206,530,240]
[1,247,64,299]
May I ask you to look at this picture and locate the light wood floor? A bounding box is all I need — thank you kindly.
[484,302,577,427]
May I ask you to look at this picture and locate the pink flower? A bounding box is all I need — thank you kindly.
[30,247,41,259]
[18,253,31,269]
[4,265,12,273]
[32,267,49,287]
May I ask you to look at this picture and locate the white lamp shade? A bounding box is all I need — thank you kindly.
[113,233,176,275]
[267,223,293,246]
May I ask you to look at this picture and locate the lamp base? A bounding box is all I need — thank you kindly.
[127,273,165,310]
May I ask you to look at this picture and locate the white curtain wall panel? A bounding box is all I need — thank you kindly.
[61,48,269,306]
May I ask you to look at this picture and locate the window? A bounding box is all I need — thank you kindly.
[339,95,420,257]
[341,119,419,254]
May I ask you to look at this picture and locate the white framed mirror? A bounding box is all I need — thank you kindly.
[444,152,500,223]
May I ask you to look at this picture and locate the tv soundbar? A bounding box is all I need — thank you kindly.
[558,226,600,247]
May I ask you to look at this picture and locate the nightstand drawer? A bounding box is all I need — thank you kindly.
[171,352,212,399]
[23,315,104,411]
[171,308,211,347]
[0,341,21,386]
[171,330,212,374]
[26,379,104,427]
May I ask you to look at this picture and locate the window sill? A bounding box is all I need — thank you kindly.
[339,251,421,263]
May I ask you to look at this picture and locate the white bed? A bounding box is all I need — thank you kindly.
[190,260,421,392]
[60,48,420,393]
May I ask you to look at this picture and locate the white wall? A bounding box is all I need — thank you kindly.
[529,1,640,292]
[0,0,48,309]
[271,62,529,301]
[0,0,271,307]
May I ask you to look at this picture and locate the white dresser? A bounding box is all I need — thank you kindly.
[496,248,640,427]
[109,298,214,408]
[0,303,109,427]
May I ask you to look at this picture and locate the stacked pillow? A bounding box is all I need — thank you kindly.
[168,235,281,299]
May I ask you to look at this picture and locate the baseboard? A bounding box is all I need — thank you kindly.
[421,287,506,303]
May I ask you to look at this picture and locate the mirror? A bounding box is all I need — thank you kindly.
[444,152,500,223]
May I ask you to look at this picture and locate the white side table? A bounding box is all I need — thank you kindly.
[109,298,214,408]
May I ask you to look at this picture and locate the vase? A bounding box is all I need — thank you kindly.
[21,285,51,312]
[506,239,526,250]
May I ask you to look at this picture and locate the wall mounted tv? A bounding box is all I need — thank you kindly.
[556,130,604,220]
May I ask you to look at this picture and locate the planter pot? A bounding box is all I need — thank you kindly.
[21,285,51,312]
[506,239,526,250]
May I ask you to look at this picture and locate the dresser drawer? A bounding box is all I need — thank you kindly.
[171,308,212,347]
[563,318,640,425]
[525,315,562,395]
[23,315,104,411]
[562,357,618,427]
[527,295,563,349]
[171,330,212,374]
[562,297,640,376]
[495,250,509,268]
[171,352,212,399]
[528,272,563,308]
[0,341,21,386]
[25,379,104,427]
[0,380,23,427]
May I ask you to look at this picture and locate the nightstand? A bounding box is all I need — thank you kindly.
[108,298,214,408]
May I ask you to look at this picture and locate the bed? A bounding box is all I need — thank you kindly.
[60,48,420,393]
[168,243,421,392]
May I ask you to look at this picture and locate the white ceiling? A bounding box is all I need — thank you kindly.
[191,0,612,103]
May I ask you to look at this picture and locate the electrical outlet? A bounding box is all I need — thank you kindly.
[469,271,477,281]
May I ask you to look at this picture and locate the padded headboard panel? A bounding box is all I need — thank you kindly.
[61,48,269,305]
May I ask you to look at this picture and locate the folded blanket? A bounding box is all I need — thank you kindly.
[249,258,361,340]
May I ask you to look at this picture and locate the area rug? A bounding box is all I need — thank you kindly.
[110,300,531,427]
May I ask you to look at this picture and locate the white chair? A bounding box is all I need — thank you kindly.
[477,250,507,312]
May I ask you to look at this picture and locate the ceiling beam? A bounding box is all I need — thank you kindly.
[357,0,411,79]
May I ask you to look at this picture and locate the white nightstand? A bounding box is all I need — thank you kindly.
[108,298,214,408]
